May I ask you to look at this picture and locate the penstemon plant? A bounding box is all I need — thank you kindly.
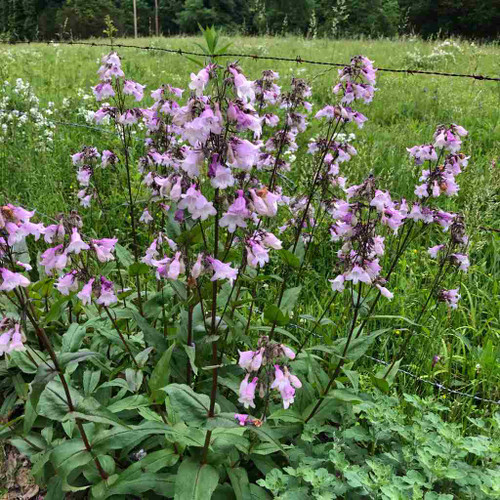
[0,44,473,498]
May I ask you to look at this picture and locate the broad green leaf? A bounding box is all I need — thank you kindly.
[277,249,300,269]
[327,389,363,404]
[174,457,220,500]
[106,395,150,413]
[128,262,150,276]
[51,439,91,479]
[91,449,178,499]
[281,286,302,315]
[335,329,389,362]
[62,323,87,352]
[183,344,198,376]
[149,343,175,402]
[227,467,252,500]
[163,384,219,425]
[264,305,289,326]
[115,243,134,267]
[133,311,168,353]
[92,421,171,454]
[250,425,289,458]
[38,380,80,421]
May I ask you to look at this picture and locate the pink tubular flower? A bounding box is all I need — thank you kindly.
[139,209,153,224]
[96,277,117,306]
[428,244,445,258]
[191,253,204,279]
[345,265,371,285]
[249,188,280,217]
[56,271,78,295]
[247,240,269,268]
[0,324,25,356]
[92,82,115,101]
[329,274,345,292]
[44,223,65,244]
[66,228,90,255]
[281,345,296,360]
[376,284,394,300]
[0,268,30,291]
[142,239,159,266]
[78,278,94,306]
[238,375,258,409]
[440,288,460,309]
[123,80,146,101]
[208,257,238,285]
[219,191,251,233]
[451,253,470,272]
[188,67,210,96]
[235,413,250,426]
[92,238,118,262]
[178,185,216,221]
[40,245,67,274]
[261,232,282,250]
[227,138,261,171]
[238,348,263,372]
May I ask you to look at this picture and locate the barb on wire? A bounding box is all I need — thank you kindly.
[3,39,500,82]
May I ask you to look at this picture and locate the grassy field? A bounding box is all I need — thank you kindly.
[1,35,499,420]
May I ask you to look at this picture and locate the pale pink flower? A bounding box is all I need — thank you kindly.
[220,191,250,233]
[56,271,79,295]
[66,228,90,255]
[0,268,30,291]
[78,278,94,305]
[92,238,118,262]
[208,257,238,285]
[238,375,258,409]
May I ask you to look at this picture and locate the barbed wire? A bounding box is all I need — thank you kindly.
[3,39,500,82]
[288,323,500,405]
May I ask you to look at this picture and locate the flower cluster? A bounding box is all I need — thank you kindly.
[0,318,25,356]
[0,78,56,150]
[237,337,301,410]
[0,204,119,311]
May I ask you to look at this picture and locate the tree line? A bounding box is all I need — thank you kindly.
[0,0,499,41]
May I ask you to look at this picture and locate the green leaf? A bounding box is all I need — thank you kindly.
[51,439,92,479]
[174,457,220,500]
[44,296,69,324]
[277,249,300,269]
[128,262,151,276]
[336,329,389,362]
[227,467,252,500]
[264,305,289,326]
[371,375,390,393]
[38,380,78,421]
[106,395,150,413]
[133,311,168,353]
[92,421,171,454]
[45,476,65,500]
[327,389,363,404]
[183,344,198,376]
[163,384,219,425]
[62,323,87,352]
[115,243,134,267]
[149,343,175,402]
[59,349,101,370]
[280,287,302,316]
[91,450,178,499]
[250,426,288,459]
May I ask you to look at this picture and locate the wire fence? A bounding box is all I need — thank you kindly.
[3,39,500,82]
[286,324,500,406]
